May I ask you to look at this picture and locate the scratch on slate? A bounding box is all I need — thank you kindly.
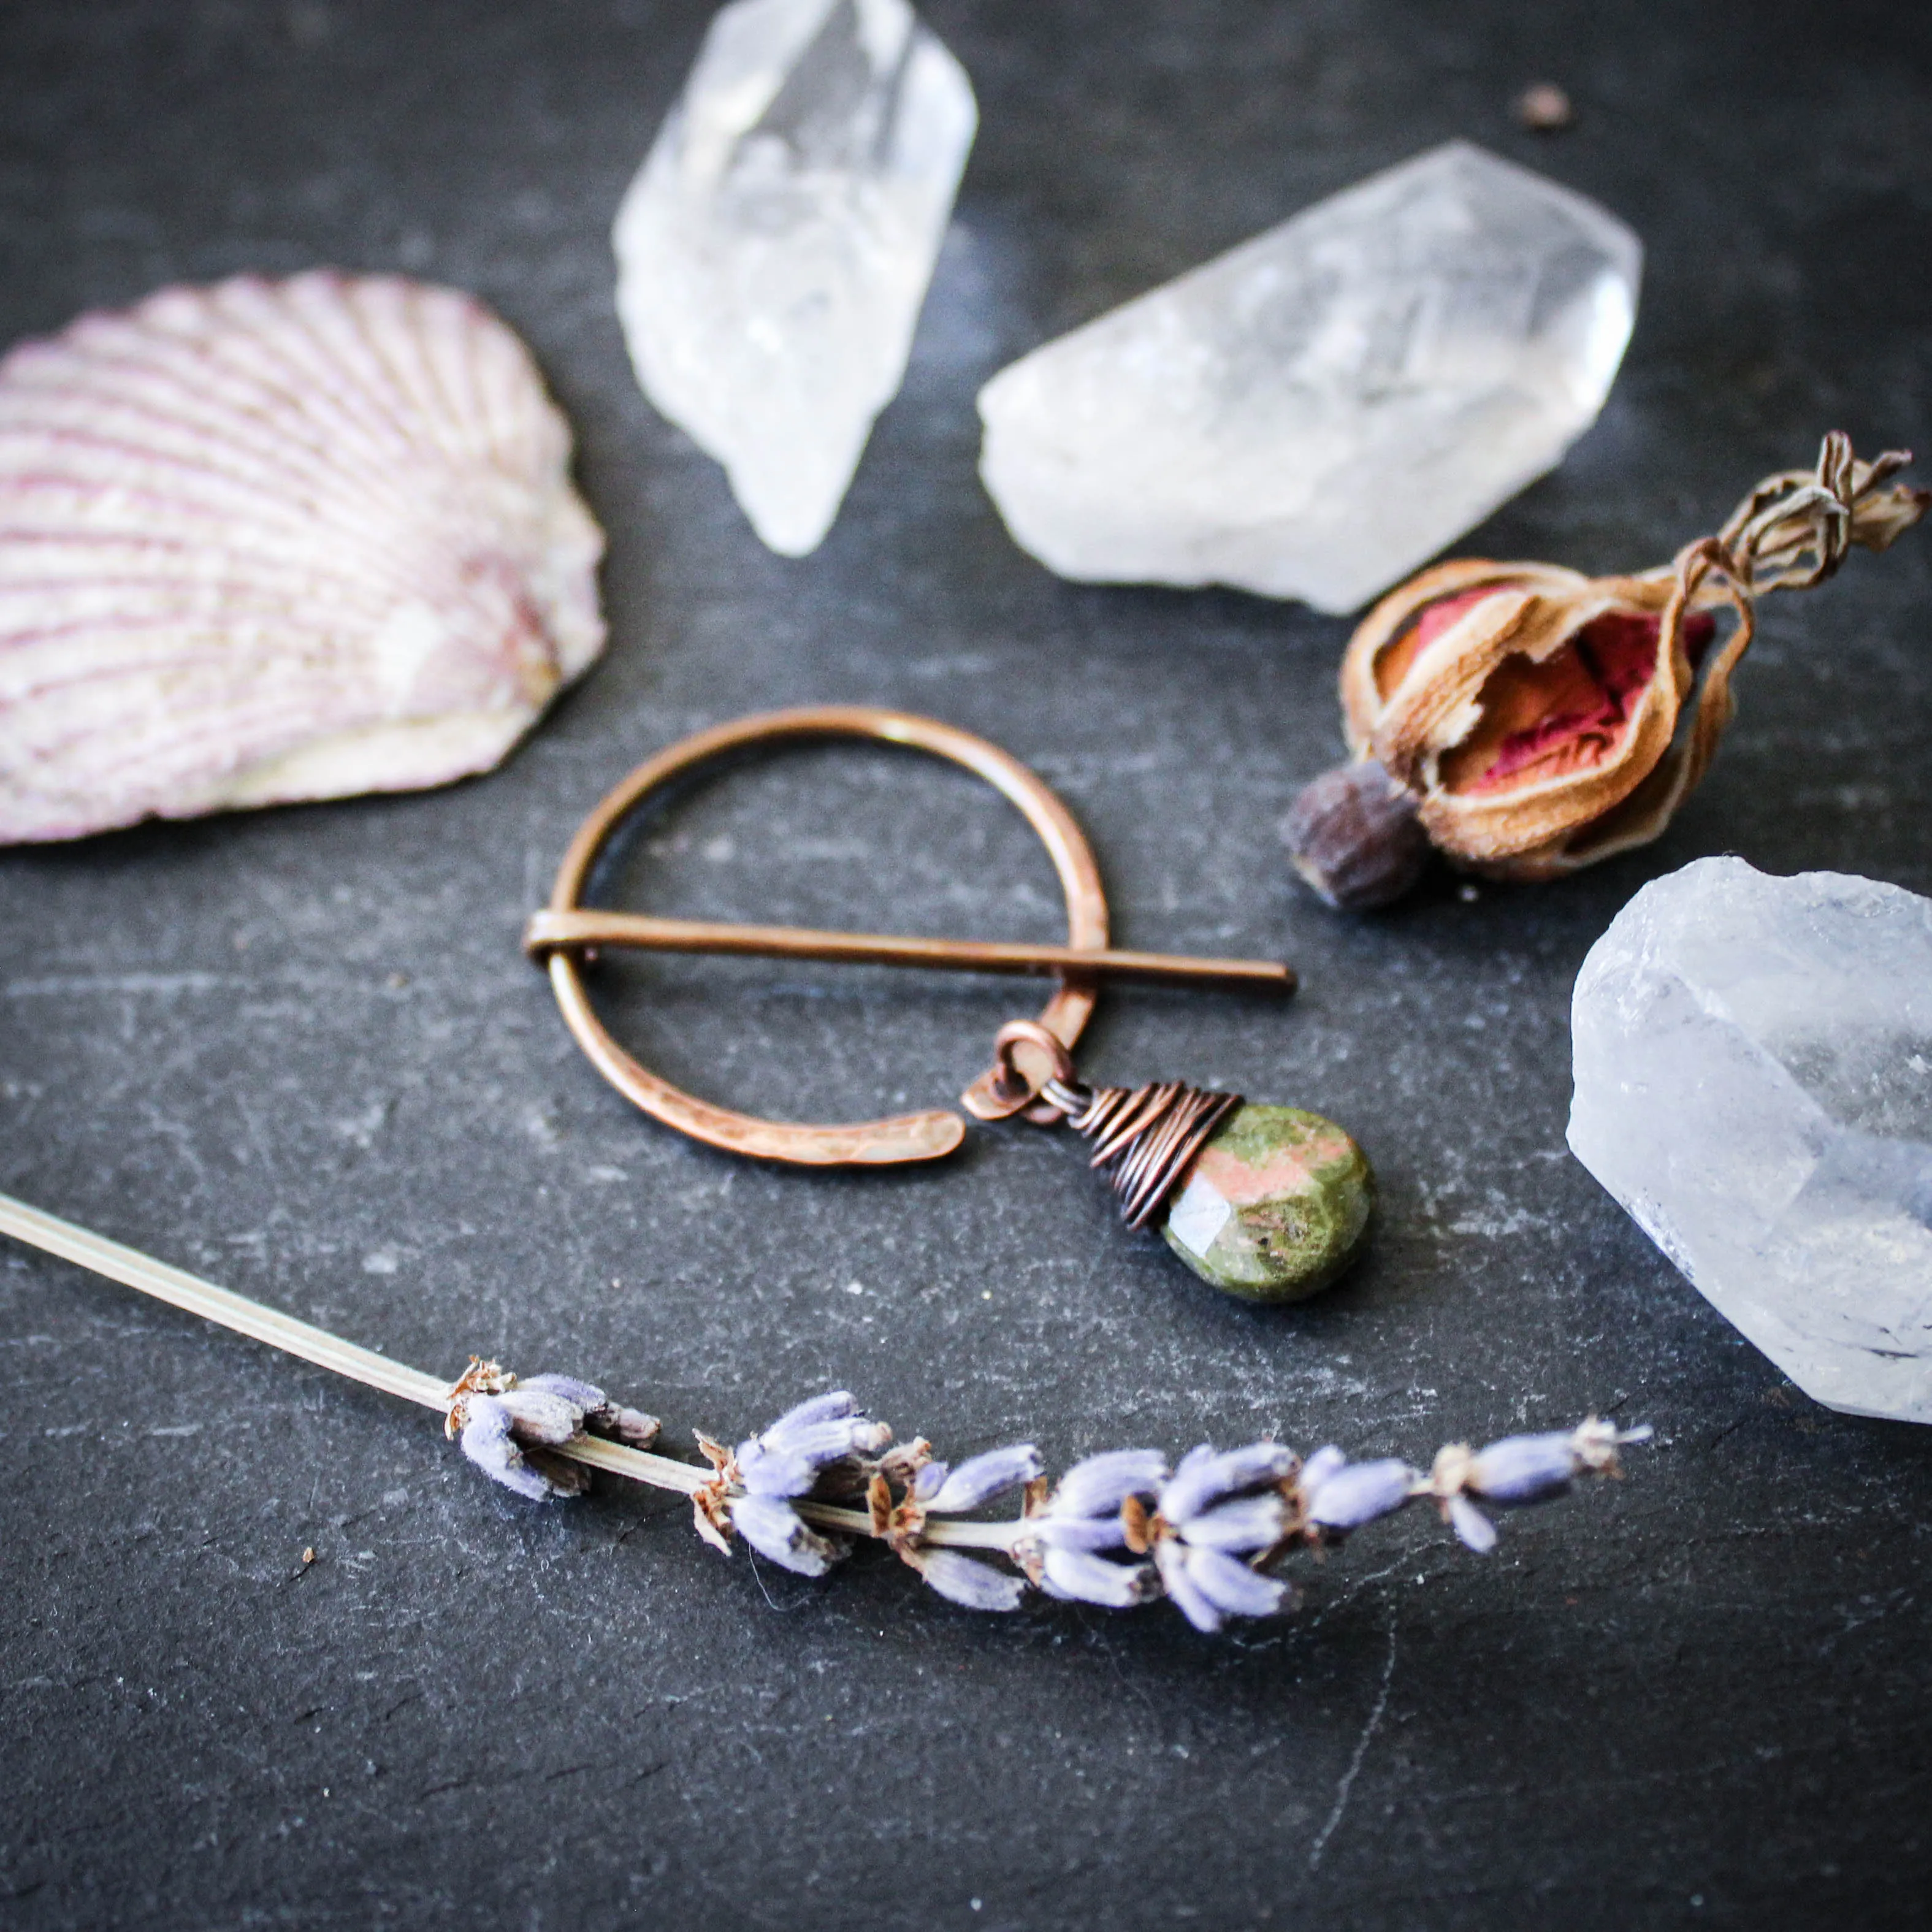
[5,972,234,999]
[1308,1600,1397,1872]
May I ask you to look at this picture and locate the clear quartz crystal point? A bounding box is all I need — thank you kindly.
[977,141,1640,614]
[613,0,977,556]
[1568,857,1932,1423]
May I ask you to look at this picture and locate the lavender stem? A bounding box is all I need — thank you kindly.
[0,1189,1646,1628]
[0,1191,714,1499]
[0,1193,1122,1532]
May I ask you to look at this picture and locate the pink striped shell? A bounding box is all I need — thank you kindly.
[0,272,606,843]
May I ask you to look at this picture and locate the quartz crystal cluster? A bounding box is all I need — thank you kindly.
[613,0,977,556]
[977,141,1640,614]
[1569,858,1932,1422]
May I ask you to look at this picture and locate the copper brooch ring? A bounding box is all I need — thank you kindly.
[525,705,1374,1302]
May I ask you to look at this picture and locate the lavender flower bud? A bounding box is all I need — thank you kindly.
[1446,1493,1498,1554]
[734,1392,894,1499]
[1051,1449,1167,1519]
[1175,1494,1289,1554]
[764,1390,859,1435]
[1154,1543,1224,1634]
[912,1460,950,1502]
[590,1403,662,1449]
[911,1548,1027,1613]
[1028,1514,1129,1554]
[1175,1545,1290,1622]
[1158,1443,1296,1525]
[1296,1444,1347,1503]
[458,1395,573,1502]
[493,1388,584,1446]
[1571,1417,1651,1472]
[1465,1431,1579,1506]
[757,1419,879,1465]
[519,1373,605,1408]
[517,1374,660,1449]
[1305,1458,1416,1534]
[926,1445,1044,1514]
[1039,1545,1154,1609]
[747,1392,893,1470]
[730,1495,849,1578]
[735,1443,820,1498]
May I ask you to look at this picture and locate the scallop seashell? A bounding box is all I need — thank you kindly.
[0,271,606,844]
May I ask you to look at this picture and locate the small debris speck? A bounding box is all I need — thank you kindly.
[1515,82,1574,132]
[1458,883,1481,903]
[302,1547,316,1565]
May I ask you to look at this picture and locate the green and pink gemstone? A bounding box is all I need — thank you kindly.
[1157,1104,1374,1302]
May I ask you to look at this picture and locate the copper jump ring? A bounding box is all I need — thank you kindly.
[993,1020,1245,1231]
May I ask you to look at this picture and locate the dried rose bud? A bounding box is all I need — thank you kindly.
[1285,434,1928,903]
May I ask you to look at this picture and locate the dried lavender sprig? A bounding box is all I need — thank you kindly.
[0,1192,1651,1634]
[698,1407,1648,1625]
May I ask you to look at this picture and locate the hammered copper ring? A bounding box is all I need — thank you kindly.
[535,705,1110,1167]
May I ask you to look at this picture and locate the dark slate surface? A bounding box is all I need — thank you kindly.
[3,2,1930,1925]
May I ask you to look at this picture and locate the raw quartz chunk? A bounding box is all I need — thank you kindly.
[977,141,1640,614]
[612,0,977,556]
[1568,858,1932,1422]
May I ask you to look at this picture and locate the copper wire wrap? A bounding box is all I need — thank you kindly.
[988,1022,1242,1231]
